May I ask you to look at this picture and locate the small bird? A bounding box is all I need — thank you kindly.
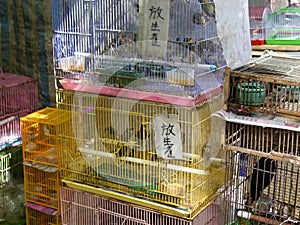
[249,157,276,204]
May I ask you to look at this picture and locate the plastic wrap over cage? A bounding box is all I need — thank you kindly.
[60,186,223,224]
[224,54,300,120]
[56,89,226,218]
[52,0,226,100]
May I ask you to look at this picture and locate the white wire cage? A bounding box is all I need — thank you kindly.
[223,150,300,225]
[0,114,22,151]
[60,186,223,225]
[52,0,226,98]
[265,7,300,45]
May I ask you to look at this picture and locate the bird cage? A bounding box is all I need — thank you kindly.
[0,68,38,118]
[248,1,266,45]
[60,186,223,225]
[56,89,225,218]
[223,150,300,225]
[0,145,23,186]
[52,0,226,99]
[224,55,300,120]
[0,145,24,224]
[265,8,300,45]
[24,165,60,210]
[249,15,265,45]
[25,206,60,225]
[215,108,300,160]
[21,107,73,167]
[0,114,22,151]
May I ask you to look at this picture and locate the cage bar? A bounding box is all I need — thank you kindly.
[248,2,266,45]
[24,165,60,210]
[21,108,74,224]
[0,145,23,186]
[0,114,22,151]
[0,145,25,223]
[223,150,300,224]
[56,89,225,217]
[0,71,38,118]
[21,107,73,167]
[52,0,226,98]
[218,109,300,159]
[26,206,60,225]
[224,55,300,120]
[265,8,300,45]
[60,186,223,225]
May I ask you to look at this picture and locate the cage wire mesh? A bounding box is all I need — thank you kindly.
[52,0,226,98]
[223,150,300,225]
[60,186,223,225]
[222,111,300,158]
[24,165,60,211]
[20,108,74,224]
[0,145,25,224]
[0,69,39,118]
[225,55,300,120]
[265,7,300,45]
[0,114,22,151]
[56,89,225,217]
[25,206,60,225]
[21,107,73,168]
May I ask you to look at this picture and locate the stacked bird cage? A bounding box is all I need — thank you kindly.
[56,89,226,218]
[21,107,73,225]
[0,68,39,151]
[52,0,226,102]
[0,145,24,224]
[60,186,223,225]
[219,54,300,224]
[52,0,227,222]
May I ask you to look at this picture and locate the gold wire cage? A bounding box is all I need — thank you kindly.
[56,89,225,218]
[224,55,300,120]
[21,107,73,168]
[60,186,223,225]
[21,107,74,225]
[25,207,60,225]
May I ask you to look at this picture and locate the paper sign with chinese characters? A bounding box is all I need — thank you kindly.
[138,0,170,58]
[153,114,183,160]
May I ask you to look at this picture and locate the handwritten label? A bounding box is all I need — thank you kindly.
[153,114,183,159]
[138,0,170,58]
